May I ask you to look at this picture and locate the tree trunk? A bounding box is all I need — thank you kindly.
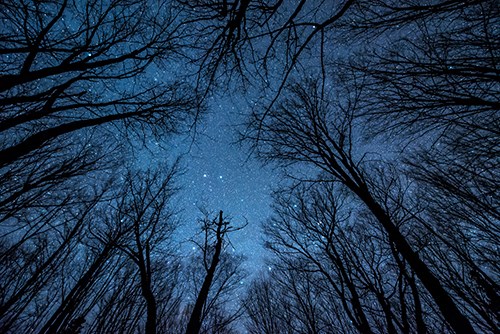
[39,244,112,334]
[185,211,225,334]
[139,241,157,334]
[353,184,476,334]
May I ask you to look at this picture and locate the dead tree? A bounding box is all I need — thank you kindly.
[185,210,244,334]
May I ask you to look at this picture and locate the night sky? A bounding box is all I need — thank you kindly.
[138,92,278,275]
[129,1,352,278]
[178,98,275,273]
[2,1,496,333]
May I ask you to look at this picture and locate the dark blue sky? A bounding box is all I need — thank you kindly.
[137,92,277,275]
[179,97,276,272]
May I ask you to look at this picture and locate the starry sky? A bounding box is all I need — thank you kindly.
[1,1,495,332]
[127,1,354,277]
[137,91,278,275]
[178,97,276,273]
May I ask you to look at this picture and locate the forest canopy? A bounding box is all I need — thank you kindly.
[0,0,498,333]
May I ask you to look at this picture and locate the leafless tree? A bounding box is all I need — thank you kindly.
[1,0,197,164]
[0,183,112,333]
[184,210,246,334]
[0,0,197,226]
[244,77,478,333]
[94,165,182,334]
[243,273,292,334]
[177,0,355,95]
[0,1,197,331]
[343,1,499,332]
[259,180,441,334]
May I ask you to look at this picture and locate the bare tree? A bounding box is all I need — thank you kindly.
[0,1,196,331]
[0,0,197,165]
[343,1,499,331]
[244,78,477,333]
[259,180,439,334]
[0,0,197,228]
[0,183,112,333]
[102,165,181,334]
[177,0,355,95]
[37,237,116,334]
[243,273,292,334]
[185,210,246,334]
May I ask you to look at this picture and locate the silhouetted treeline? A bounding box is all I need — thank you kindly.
[0,1,242,333]
[1,0,498,333]
[235,1,498,333]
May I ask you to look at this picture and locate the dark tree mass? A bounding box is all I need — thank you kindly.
[0,0,498,333]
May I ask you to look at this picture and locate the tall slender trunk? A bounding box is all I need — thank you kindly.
[325,246,373,334]
[39,244,112,334]
[353,184,476,334]
[185,211,225,334]
[138,241,157,334]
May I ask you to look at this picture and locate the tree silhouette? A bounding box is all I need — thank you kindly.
[347,1,499,331]
[108,166,180,334]
[0,1,196,331]
[185,210,245,334]
[177,0,355,93]
[0,0,197,223]
[244,79,477,333]
[1,0,497,332]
